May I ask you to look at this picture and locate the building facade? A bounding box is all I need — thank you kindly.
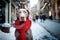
[40,0,60,21]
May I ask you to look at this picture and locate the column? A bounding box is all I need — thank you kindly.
[5,3,8,23]
[9,0,11,24]
[55,0,59,19]
[14,7,17,20]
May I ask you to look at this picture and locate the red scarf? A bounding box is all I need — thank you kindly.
[14,19,32,40]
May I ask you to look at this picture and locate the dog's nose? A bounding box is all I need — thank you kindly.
[21,17,24,20]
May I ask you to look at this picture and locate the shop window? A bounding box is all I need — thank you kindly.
[0,1,5,24]
[0,8,5,24]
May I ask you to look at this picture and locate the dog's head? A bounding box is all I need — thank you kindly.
[17,8,29,22]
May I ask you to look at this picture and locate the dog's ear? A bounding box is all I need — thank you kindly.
[26,10,30,19]
[16,12,19,20]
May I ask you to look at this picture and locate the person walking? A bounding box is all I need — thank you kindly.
[42,14,46,23]
[39,13,43,22]
[40,15,42,22]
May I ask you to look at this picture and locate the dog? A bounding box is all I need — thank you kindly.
[14,8,33,40]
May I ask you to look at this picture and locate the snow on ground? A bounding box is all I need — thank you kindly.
[31,20,58,40]
[37,19,60,38]
[0,19,58,40]
[0,27,16,40]
[37,19,60,33]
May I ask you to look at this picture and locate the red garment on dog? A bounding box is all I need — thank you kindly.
[14,19,32,40]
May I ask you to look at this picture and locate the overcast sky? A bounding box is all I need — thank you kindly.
[29,0,38,7]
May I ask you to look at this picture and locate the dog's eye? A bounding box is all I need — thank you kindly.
[19,12,21,13]
[23,11,27,13]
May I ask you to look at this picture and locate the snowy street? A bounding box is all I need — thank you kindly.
[0,19,59,40]
[31,20,58,40]
[37,19,60,39]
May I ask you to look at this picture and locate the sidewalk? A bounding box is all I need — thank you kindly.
[48,19,60,23]
[37,19,60,39]
[31,21,58,40]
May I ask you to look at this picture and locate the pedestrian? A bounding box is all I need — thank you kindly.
[33,17,36,22]
[36,15,39,20]
[39,13,42,22]
[35,13,39,22]
[33,15,36,22]
[42,14,46,22]
[14,8,32,40]
[40,15,42,22]
[49,15,52,20]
